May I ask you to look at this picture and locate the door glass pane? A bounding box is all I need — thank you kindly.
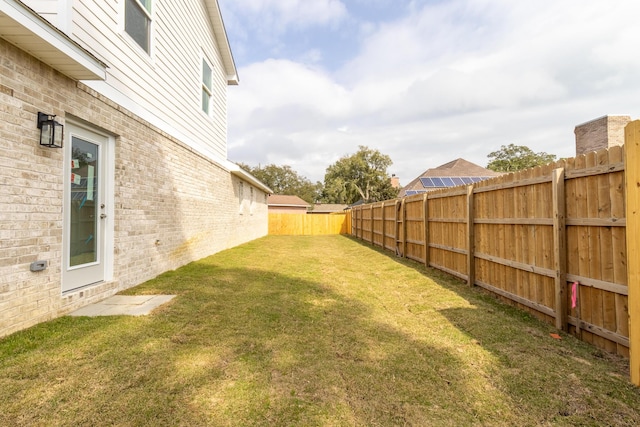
[70,137,99,267]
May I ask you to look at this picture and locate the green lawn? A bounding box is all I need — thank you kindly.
[1,235,639,426]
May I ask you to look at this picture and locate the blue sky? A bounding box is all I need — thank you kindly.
[219,0,640,185]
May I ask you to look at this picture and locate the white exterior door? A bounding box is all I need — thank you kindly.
[62,123,112,292]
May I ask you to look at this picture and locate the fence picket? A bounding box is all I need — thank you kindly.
[349,138,634,368]
[625,121,640,383]
[467,186,475,286]
[609,145,628,357]
[269,213,350,235]
[553,168,567,330]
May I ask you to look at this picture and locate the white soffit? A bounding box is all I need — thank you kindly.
[0,0,105,80]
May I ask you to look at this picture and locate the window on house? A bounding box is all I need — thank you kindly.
[238,182,244,214]
[125,0,152,53]
[250,187,255,215]
[202,59,213,115]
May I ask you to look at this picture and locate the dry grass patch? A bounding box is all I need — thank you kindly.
[1,235,639,426]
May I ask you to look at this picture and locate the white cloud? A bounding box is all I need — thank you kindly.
[228,59,351,122]
[227,59,358,179]
[222,0,347,35]
[302,49,323,63]
[227,0,640,184]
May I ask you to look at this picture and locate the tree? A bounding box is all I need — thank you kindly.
[238,163,321,204]
[486,144,557,172]
[321,146,398,204]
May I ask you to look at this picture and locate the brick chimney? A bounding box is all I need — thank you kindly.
[574,115,631,156]
[390,174,400,189]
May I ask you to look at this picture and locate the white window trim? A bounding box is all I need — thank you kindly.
[122,0,154,57]
[250,187,255,215]
[238,181,244,215]
[201,54,214,117]
[57,0,73,34]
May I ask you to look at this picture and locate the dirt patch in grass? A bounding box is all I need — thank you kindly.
[1,235,639,426]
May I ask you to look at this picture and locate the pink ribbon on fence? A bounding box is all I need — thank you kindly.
[571,281,578,309]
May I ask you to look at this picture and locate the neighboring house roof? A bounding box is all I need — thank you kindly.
[268,195,310,208]
[309,204,349,213]
[228,163,273,194]
[400,158,501,197]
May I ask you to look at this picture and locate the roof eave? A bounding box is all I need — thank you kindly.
[227,162,273,194]
[203,0,239,85]
[0,0,106,81]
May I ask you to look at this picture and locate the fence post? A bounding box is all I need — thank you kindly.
[552,167,568,331]
[403,199,409,258]
[466,185,475,287]
[347,208,355,236]
[369,204,374,244]
[394,200,400,256]
[397,199,406,257]
[352,208,357,237]
[423,193,429,267]
[625,120,640,386]
[381,201,386,249]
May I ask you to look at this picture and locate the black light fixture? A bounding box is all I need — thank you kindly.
[37,112,63,148]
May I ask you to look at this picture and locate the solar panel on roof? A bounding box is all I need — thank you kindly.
[419,177,434,187]
[441,177,454,187]
[417,176,494,190]
[430,177,444,187]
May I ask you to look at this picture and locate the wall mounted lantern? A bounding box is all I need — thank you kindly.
[37,112,63,148]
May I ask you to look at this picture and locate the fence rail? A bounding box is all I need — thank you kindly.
[269,213,351,236]
[351,136,638,370]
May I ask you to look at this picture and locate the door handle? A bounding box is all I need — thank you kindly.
[100,214,107,219]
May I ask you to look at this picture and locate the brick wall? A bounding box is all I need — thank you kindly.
[574,115,631,156]
[0,39,268,337]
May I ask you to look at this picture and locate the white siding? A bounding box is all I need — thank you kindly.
[27,0,230,165]
[21,0,57,19]
[21,0,72,32]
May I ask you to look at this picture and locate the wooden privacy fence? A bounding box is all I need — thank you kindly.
[351,120,640,384]
[269,213,351,236]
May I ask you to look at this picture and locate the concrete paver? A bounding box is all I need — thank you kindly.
[68,295,176,317]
